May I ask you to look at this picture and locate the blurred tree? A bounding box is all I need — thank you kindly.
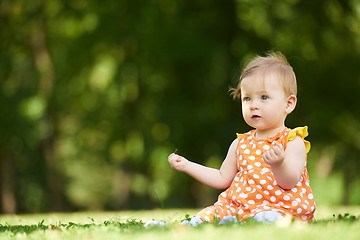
[0,0,360,213]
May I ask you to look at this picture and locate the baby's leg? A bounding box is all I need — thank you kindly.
[253,211,283,223]
[180,216,204,226]
[218,215,238,224]
[144,220,169,227]
[180,206,216,226]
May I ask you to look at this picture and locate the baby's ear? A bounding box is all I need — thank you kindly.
[285,95,297,114]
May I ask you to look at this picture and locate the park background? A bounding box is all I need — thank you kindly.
[1,0,360,215]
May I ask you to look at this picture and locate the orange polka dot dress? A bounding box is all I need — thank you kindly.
[195,127,316,222]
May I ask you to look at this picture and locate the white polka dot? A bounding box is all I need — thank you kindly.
[246,187,252,192]
[241,144,247,149]
[236,187,241,192]
[263,190,270,195]
[230,207,236,213]
[256,185,262,189]
[238,209,244,214]
[302,188,307,194]
[262,200,270,205]
[297,208,302,214]
[247,165,253,170]
[244,149,250,154]
[301,216,308,220]
[242,160,247,165]
[267,185,274,190]
[256,194,263,199]
[263,145,270,150]
[204,216,210,221]
[248,179,255,184]
[249,156,255,161]
[261,168,270,173]
[296,198,301,203]
[292,201,299,206]
[255,149,262,155]
[283,195,291,201]
[264,205,271,210]
[291,188,298,193]
[308,193,314,199]
[275,190,282,195]
[248,200,255,204]
[253,174,260,179]
[270,196,276,202]
[240,193,248,198]
[260,180,267,184]
[255,162,261,167]
[221,192,227,198]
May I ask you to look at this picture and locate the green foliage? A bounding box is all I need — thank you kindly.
[1,0,360,213]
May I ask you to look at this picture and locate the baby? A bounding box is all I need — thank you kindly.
[147,52,315,226]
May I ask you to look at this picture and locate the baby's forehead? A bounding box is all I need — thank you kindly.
[241,72,281,88]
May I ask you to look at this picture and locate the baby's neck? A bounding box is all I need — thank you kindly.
[255,126,286,139]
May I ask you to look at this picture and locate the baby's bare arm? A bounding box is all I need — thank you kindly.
[168,139,239,189]
[264,137,306,189]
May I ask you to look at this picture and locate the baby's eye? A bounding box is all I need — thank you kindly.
[261,95,269,100]
[243,97,251,102]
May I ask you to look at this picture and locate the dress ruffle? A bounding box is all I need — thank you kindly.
[237,126,310,153]
[287,126,311,153]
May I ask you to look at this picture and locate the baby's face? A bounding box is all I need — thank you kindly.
[240,73,290,137]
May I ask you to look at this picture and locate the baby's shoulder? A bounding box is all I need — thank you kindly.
[236,129,254,140]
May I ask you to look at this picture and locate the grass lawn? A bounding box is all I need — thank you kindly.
[0,206,359,240]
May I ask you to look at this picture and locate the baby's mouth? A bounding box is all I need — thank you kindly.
[252,115,261,119]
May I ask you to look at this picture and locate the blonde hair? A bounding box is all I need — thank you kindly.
[230,52,297,99]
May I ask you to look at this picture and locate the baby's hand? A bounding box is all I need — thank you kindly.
[168,153,189,172]
[262,142,285,166]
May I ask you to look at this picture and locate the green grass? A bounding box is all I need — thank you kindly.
[0,207,359,240]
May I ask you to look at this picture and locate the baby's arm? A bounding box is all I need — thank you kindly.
[168,139,239,189]
[262,136,306,189]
